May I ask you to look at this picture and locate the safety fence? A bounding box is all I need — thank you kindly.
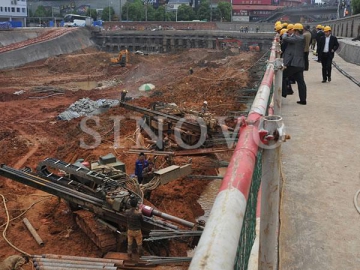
[235,150,263,270]
[189,35,282,270]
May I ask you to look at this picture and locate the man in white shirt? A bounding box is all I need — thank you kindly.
[317,26,339,83]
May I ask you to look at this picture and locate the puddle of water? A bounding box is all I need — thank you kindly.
[72,81,98,90]
[196,168,227,222]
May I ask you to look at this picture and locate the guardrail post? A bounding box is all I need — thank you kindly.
[259,115,286,270]
[273,58,284,115]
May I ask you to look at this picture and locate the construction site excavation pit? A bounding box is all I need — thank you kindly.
[0,42,265,269]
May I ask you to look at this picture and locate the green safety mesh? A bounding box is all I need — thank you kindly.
[234,149,263,270]
[234,74,273,270]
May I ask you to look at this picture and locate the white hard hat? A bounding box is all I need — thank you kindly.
[203,101,208,104]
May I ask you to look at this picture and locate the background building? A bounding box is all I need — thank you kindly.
[0,0,28,26]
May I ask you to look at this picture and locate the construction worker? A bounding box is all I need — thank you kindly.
[135,152,148,184]
[142,161,155,200]
[201,101,208,114]
[120,89,128,102]
[0,255,29,270]
[318,26,339,83]
[315,25,325,61]
[282,23,307,105]
[125,197,143,258]
[274,23,283,34]
[189,67,193,75]
[303,25,312,71]
[280,25,294,96]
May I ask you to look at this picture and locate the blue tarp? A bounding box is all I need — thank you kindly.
[93,20,103,27]
[0,22,12,29]
[9,21,22,28]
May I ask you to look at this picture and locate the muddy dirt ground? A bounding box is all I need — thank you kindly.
[0,46,261,268]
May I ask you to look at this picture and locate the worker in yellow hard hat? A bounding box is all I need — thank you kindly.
[281,22,307,105]
[280,28,288,37]
[285,24,294,37]
[274,21,281,31]
[279,28,288,57]
[121,89,128,102]
[315,24,325,62]
[275,23,283,33]
[303,25,312,71]
[317,25,339,83]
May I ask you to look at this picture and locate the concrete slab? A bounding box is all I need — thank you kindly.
[337,38,360,66]
[279,53,360,270]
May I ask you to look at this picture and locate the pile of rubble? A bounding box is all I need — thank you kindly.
[58,98,119,121]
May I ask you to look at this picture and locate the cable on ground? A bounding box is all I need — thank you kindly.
[353,189,360,214]
[332,61,360,87]
[0,194,31,257]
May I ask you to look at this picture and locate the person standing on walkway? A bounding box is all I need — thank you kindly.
[317,26,339,83]
[280,26,294,96]
[126,197,143,258]
[310,26,317,50]
[282,23,307,105]
[315,25,325,62]
[303,25,312,71]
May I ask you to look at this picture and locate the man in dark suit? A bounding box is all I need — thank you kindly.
[317,26,339,83]
[282,23,307,105]
[315,25,325,62]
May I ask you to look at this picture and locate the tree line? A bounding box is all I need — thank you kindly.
[29,0,232,22]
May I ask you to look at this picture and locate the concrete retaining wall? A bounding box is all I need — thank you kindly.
[321,13,360,38]
[0,28,95,70]
[0,29,47,47]
[94,30,274,53]
[337,39,360,66]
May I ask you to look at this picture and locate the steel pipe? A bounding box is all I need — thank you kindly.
[33,258,114,266]
[32,254,123,265]
[36,267,116,270]
[141,205,201,229]
[23,218,44,246]
[34,261,115,268]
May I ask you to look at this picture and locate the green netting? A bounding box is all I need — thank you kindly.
[234,149,263,270]
[234,74,274,270]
